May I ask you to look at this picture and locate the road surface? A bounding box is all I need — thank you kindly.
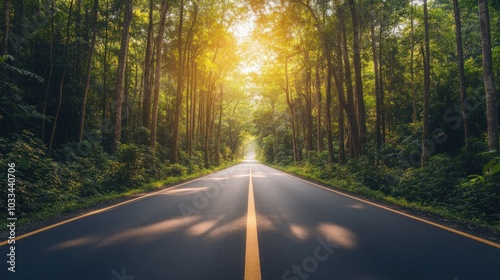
[1,157,499,279]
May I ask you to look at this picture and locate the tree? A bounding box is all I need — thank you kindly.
[452,0,470,147]
[421,0,431,166]
[142,0,154,129]
[49,0,74,151]
[111,0,133,154]
[348,0,367,154]
[478,0,498,151]
[150,0,170,153]
[171,0,185,164]
[2,0,9,54]
[78,0,98,142]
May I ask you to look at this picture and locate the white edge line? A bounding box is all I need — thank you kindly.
[0,164,240,246]
[262,163,500,249]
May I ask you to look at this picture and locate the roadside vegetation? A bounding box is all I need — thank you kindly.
[1,0,499,233]
[0,131,241,225]
[250,0,500,232]
[266,146,500,231]
[0,1,251,226]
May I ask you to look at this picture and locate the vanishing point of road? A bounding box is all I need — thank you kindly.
[1,156,499,279]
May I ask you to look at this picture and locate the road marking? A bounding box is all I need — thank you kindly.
[0,166,236,246]
[263,164,500,249]
[244,163,262,280]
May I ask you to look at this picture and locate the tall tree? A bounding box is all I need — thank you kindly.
[452,0,470,146]
[348,0,366,154]
[150,0,170,152]
[171,0,185,164]
[478,0,498,151]
[142,0,154,129]
[2,0,9,54]
[315,60,323,153]
[410,0,417,123]
[284,59,299,163]
[371,0,382,151]
[111,0,133,154]
[421,0,431,166]
[78,0,99,142]
[49,0,74,151]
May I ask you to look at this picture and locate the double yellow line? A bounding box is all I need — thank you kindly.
[244,163,262,280]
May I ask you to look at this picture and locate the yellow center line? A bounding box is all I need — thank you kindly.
[244,163,262,280]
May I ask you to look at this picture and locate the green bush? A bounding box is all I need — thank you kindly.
[107,144,156,189]
[0,132,61,214]
[166,164,188,177]
[395,154,465,205]
[457,176,500,224]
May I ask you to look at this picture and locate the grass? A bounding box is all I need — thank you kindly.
[269,163,500,233]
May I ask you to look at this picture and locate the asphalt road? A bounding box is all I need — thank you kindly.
[1,157,499,279]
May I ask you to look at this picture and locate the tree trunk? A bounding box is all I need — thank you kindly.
[2,0,9,54]
[150,0,170,153]
[410,0,417,123]
[421,0,431,166]
[285,59,299,163]
[371,0,382,151]
[216,84,223,165]
[337,19,361,158]
[478,0,498,151]
[452,0,470,147]
[142,0,154,129]
[41,0,55,141]
[348,0,366,154]
[111,0,133,154]
[315,61,323,153]
[49,0,74,151]
[333,29,361,160]
[171,0,185,163]
[305,69,313,152]
[78,0,98,142]
[338,105,346,164]
[325,53,334,163]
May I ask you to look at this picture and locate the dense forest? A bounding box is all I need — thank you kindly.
[0,0,499,229]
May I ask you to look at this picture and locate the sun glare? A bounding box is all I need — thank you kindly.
[230,13,266,75]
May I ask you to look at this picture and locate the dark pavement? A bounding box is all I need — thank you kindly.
[1,157,499,279]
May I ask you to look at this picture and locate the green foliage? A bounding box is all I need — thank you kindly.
[165,164,188,177]
[395,154,465,205]
[107,144,158,189]
[457,175,500,224]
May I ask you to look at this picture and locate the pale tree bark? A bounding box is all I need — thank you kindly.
[478,0,498,151]
[78,0,98,142]
[111,0,133,154]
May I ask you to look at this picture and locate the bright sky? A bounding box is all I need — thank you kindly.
[229,13,263,75]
